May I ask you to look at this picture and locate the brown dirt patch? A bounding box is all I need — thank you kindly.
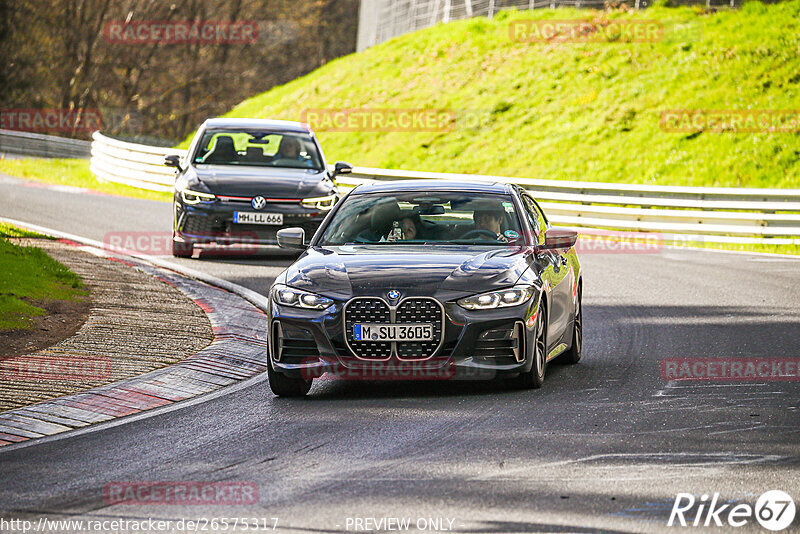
[0,296,91,359]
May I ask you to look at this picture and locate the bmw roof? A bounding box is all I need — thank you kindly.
[201,117,313,133]
[351,179,512,194]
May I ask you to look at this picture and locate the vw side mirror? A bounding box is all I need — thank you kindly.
[330,161,353,180]
[164,155,183,172]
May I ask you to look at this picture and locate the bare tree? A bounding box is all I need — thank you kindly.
[2,0,359,141]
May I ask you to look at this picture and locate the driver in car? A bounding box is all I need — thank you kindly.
[272,137,313,168]
[472,202,509,242]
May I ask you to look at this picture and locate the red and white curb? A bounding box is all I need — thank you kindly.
[0,219,270,447]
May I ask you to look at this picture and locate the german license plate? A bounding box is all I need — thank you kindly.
[354,323,433,342]
[233,212,283,225]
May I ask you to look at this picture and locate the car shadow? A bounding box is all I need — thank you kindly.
[193,246,301,264]
[298,302,800,401]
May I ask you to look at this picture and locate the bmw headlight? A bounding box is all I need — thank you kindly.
[457,285,534,310]
[301,194,337,211]
[271,284,333,310]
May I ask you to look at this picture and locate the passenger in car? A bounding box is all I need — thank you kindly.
[387,213,422,241]
[353,200,401,242]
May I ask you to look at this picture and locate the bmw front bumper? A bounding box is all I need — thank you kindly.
[268,294,541,381]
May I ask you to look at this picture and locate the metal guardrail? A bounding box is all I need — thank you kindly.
[89,132,800,245]
[337,169,800,244]
[357,0,738,51]
[0,129,91,159]
[90,132,185,192]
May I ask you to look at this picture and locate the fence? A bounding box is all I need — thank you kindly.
[0,129,91,159]
[89,131,800,245]
[90,132,185,192]
[357,0,739,50]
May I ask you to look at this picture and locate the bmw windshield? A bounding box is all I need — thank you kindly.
[192,129,324,170]
[318,191,524,246]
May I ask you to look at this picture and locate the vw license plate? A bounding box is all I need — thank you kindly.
[354,323,433,342]
[233,212,283,225]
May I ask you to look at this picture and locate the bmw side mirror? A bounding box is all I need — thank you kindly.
[330,161,353,180]
[164,155,183,172]
[277,227,306,249]
[541,228,578,250]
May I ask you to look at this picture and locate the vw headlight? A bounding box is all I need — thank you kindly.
[181,190,216,204]
[301,194,337,210]
[457,285,534,310]
[271,284,333,310]
[176,182,215,204]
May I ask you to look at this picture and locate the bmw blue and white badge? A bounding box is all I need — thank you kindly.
[387,290,400,301]
[251,195,266,210]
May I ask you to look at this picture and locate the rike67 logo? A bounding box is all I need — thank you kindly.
[668,490,796,531]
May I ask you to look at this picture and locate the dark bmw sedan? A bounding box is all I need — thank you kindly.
[266,180,583,396]
[165,118,352,257]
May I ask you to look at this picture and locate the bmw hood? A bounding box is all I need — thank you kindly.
[282,245,531,301]
[192,165,334,198]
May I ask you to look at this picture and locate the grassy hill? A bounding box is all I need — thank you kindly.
[200,0,800,189]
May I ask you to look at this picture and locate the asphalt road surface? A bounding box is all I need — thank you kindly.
[1,172,799,533]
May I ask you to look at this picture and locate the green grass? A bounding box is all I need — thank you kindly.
[0,158,172,202]
[0,222,50,239]
[0,225,88,330]
[201,0,800,189]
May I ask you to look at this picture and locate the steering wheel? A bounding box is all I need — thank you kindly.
[460,229,499,241]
